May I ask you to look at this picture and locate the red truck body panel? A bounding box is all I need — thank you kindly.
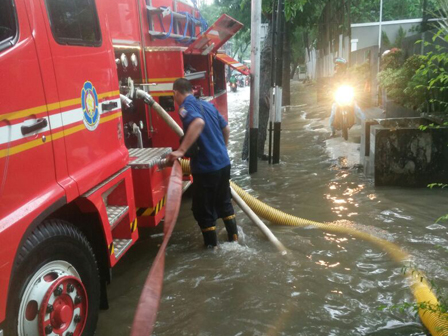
[0,0,242,327]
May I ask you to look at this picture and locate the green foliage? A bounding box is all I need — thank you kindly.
[198,3,221,23]
[349,61,370,82]
[395,27,407,48]
[347,61,371,104]
[436,213,448,223]
[291,26,306,64]
[428,182,448,189]
[412,29,448,113]
[351,0,440,24]
[382,31,392,50]
[426,182,448,223]
[381,48,404,71]
[285,0,309,22]
[262,0,308,22]
[200,0,251,60]
[380,263,448,330]
[381,28,407,50]
[379,54,427,110]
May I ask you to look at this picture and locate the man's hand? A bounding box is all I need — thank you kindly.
[167,149,185,165]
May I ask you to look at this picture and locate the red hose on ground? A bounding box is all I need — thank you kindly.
[130,160,183,336]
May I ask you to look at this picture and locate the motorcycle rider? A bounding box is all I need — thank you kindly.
[229,74,237,92]
[237,74,244,87]
[229,74,237,85]
[329,58,365,138]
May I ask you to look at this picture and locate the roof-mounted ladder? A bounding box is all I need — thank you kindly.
[146,1,199,41]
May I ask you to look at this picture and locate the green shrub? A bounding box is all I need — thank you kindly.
[381,48,404,71]
[379,54,435,112]
[414,35,448,113]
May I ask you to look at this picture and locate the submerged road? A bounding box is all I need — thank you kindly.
[96,82,448,336]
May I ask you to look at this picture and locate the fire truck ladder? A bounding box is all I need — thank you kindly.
[146,1,203,41]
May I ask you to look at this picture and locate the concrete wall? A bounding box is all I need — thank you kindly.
[305,48,317,80]
[351,19,424,51]
[361,117,448,187]
[308,33,351,82]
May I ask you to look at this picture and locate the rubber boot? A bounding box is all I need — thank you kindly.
[201,227,217,248]
[223,216,238,242]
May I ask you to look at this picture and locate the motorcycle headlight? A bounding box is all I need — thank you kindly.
[335,86,354,106]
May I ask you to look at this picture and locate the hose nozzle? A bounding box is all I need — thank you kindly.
[135,89,155,107]
[120,94,134,109]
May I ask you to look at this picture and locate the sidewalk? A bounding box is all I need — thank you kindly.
[322,105,384,168]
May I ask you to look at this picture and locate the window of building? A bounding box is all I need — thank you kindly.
[45,0,102,47]
[0,0,18,52]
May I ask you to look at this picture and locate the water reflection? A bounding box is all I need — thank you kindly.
[316,260,341,268]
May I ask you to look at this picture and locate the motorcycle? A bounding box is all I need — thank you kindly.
[230,82,237,92]
[237,76,245,87]
[332,85,355,140]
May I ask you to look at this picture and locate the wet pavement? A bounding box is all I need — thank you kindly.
[96,82,448,336]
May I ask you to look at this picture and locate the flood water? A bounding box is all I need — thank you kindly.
[96,82,448,336]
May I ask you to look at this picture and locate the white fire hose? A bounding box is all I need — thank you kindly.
[231,188,287,254]
[135,89,184,137]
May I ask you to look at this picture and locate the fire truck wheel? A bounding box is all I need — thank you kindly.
[6,219,100,336]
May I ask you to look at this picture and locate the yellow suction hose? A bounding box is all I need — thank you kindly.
[180,159,448,335]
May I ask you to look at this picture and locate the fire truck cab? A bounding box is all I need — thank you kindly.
[0,0,246,335]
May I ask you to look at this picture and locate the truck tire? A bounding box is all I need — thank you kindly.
[5,219,100,336]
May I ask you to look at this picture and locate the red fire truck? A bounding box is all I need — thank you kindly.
[0,0,249,334]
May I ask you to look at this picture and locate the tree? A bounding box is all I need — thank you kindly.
[241,0,314,160]
[351,0,440,24]
[200,0,251,61]
[241,0,327,160]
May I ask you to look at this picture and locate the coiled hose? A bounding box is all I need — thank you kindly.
[180,159,448,335]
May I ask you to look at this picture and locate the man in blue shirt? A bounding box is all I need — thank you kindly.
[167,78,238,248]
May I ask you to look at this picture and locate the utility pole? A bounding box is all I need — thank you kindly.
[268,0,277,164]
[378,0,383,52]
[347,0,351,64]
[377,0,383,106]
[249,0,261,174]
[421,0,429,55]
[273,0,284,164]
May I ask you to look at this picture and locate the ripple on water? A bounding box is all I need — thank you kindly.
[426,223,447,230]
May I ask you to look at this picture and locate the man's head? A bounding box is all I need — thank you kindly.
[334,57,348,75]
[173,78,193,105]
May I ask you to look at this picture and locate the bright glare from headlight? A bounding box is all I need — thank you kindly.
[335,86,354,106]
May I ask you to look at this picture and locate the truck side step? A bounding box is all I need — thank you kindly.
[129,148,172,228]
[106,205,129,228]
[113,239,133,259]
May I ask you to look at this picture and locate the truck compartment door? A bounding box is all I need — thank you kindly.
[216,53,250,75]
[184,14,243,55]
[39,0,127,195]
[0,0,59,323]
